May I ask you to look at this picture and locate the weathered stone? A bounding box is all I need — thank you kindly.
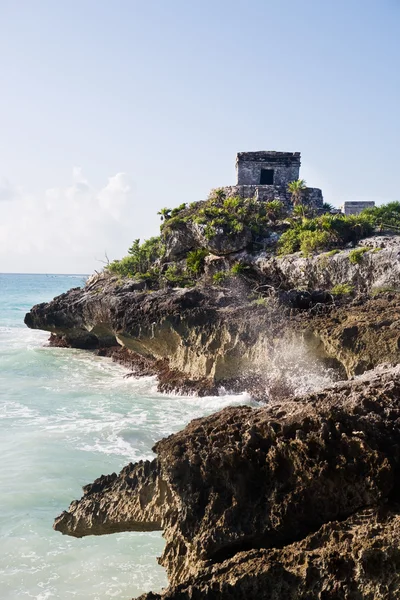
[54,365,400,595]
[137,507,400,600]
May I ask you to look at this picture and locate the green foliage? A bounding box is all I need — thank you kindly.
[186,249,209,275]
[170,203,187,218]
[212,271,228,285]
[230,262,247,275]
[330,283,354,296]
[322,202,335,213]
[188,195,287,241]
[288,179,307,213]
[325,249,340,256]
[163,264,194,287]
[157,207,172,221]
[349,247,369,264]
[251,297,268,307]
[371,286,400,296]
[265,200,285,220]
[299,230,332,255]
[108,237,164,277]
[362,201,400,229]
[278,214,374,255]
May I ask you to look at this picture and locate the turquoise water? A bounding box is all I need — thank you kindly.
[0,274,251,600]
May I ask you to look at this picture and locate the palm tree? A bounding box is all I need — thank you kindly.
[157,207,172,221]
[288,179,307,216]
[322,202,335,214]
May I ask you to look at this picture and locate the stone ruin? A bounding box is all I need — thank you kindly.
[218,151,323,210]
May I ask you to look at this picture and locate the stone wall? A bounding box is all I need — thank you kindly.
[340,201,375,215]
[236,151,300,186]
[220,185,323,210]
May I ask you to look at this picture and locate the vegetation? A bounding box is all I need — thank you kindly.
[186,249,208,275]
[230,262,248,275]
[107,193,400,292]
[371,286,400,296]
[362,201,400,229]
[157,207,172,221]
[108,237,164,277]
[288,179,307,215]
[330,283,354,296]
[212,271,228,285]
[349,247,369,264]
[278,214,374,255]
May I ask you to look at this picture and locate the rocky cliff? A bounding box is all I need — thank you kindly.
[54,365,400,598]
[25,253,400,395]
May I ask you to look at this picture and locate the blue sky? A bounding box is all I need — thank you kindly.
[1,0,399,273]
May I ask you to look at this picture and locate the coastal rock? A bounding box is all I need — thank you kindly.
[25,278,335,395]
[254,234,400,293]
[303,293,400,376]
[54,365,400,590]
[137,507,400,600]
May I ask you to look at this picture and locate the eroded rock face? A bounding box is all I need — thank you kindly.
[25,276,336,394]
[138,507,400,600]
[254,235,400,293]
[54,366,400,592]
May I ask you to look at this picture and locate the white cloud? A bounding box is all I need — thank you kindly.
[0,178,19,202]
[0,169,146,273]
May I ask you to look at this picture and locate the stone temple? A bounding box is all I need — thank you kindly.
[220,151,323,210]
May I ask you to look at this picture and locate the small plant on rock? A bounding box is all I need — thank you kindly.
[186,249,209,275]
[212,271,228,285]
[349,247,369,264]
[330,283,354,296]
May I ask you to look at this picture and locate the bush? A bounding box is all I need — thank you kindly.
[186,249,208,275]
[362,201,400,229]
[278,214,374,256]
[163,264,194,287]
[330,283,354,296]
[371,286,400,296]
[230,262,247,275]
[212,271,228,285]
[107,237,164,278]
[349,247,369,264]
[299,230,332,255]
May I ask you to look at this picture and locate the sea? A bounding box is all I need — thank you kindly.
[0,273,253,600]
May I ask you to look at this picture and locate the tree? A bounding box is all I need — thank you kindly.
[157,207,172,221]
[288,179,307,216]
[322,202,335,214]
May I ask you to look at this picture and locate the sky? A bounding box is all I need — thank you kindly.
[0,0,399,274]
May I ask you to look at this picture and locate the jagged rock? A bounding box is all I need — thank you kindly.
[303,293,400,376]
[137,507,400,600]
[253,234,400,293]
[189,222,253,256]
[54,365,400,592]
[25,279,334,394]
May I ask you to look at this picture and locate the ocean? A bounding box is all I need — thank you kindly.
[0,273,252,600]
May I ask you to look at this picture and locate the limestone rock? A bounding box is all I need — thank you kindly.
[137,507,400,600]
[54,366,400,590]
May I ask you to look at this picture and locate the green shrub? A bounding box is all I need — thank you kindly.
[278,213,374,256]
[362,201,400,229]
[349,247,369,264]
[299,230,332,255]
[371,286,400,296]
[212,271,228,285]
[251,297,268,307]
[230,262,248,275]
[330,283,354,296]
[170,203,187,218]
[186,249,209,275]
[163,264,194,287]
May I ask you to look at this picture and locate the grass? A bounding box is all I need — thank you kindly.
[349,247,369,264]
[330,283,354,296]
